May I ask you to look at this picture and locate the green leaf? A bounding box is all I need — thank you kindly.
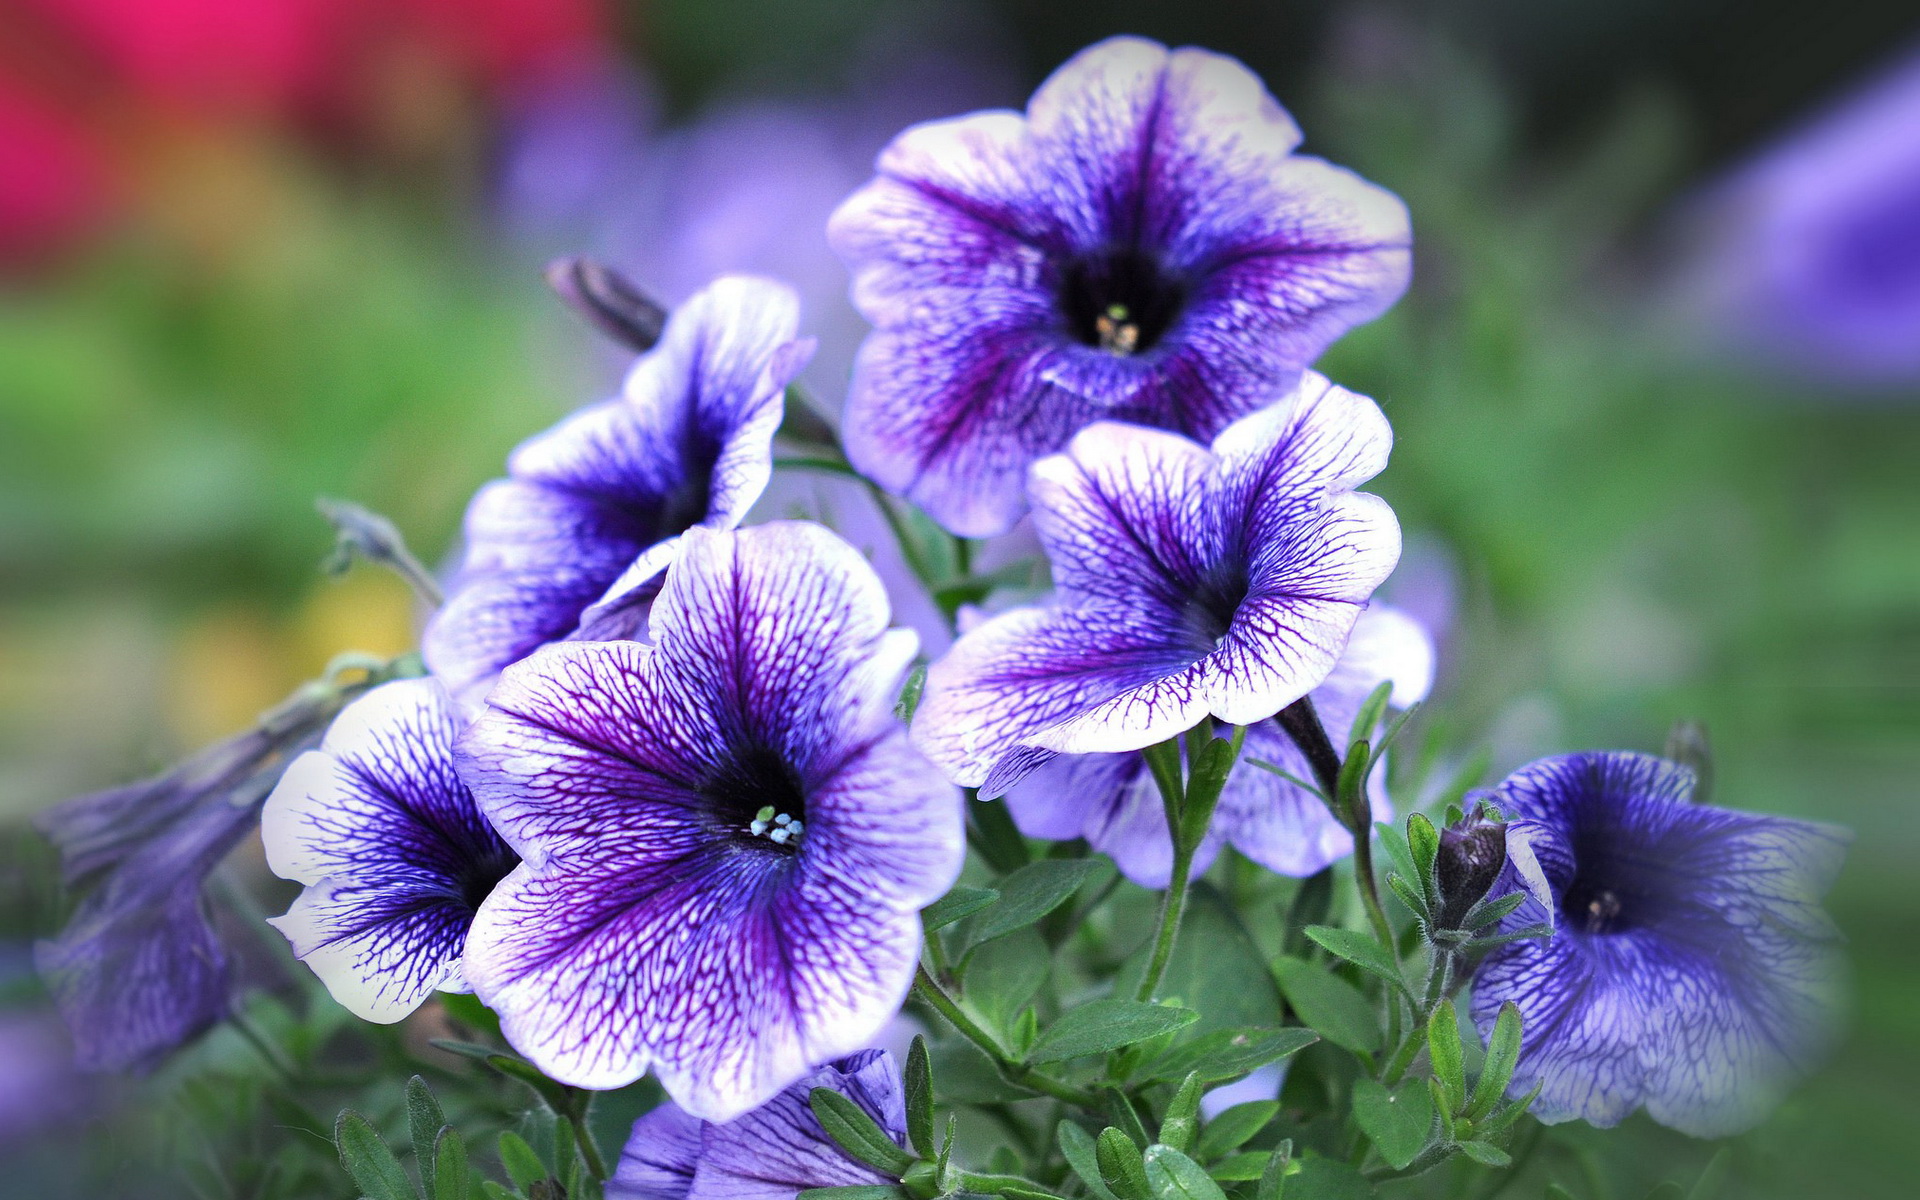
[1102,1088,1152,1150]
[798,1188,913,1200]
[1545,1187,1580,1200]
[963,927,1050,1036]
[438,991,504,1038]
[1687,1148,1732,1200]
[335,1109,419,1200]
[486,1053,573,1111]
[1255,1142,1292,1200]
[810,1087,916,1175]
[1461,890,1527,931]
[1142,1145,1229,1200]
[1143,1027,1317,1084]
[967,796,1032,872]
[1427,1000,1467,1114]
[1367,702,1421,775]
[923,886,999,932]
[1272,957,1380,1054]
[498,1132,547,1192]
[1335,740,1372,825]
[1195,1101,1279,1161]
[1406,814,1439,899]
[406,1076,447,1188]
[1158,1074,1203,1153]
[432,1127,470,1200]
[970,859,1100,946]
[1479,1082,1542,1136]
[1303,927,1404,993]
[1058,1121,1119,1200]
[1348,682,1394,755]
[1350,1078,1432,1171]
[1467,1002,1522,1120]
[1456,1141,1511,1168]
[1373,822,1416,887]
[1206,1152,1271,1181]
[1642,1186,1684,1200]
[480,1182,516,1200]
[894,663,927,722]
[1027,1000,1200,1063]
[1095,1128,1153,1200]
[1285,1155,1372,1200]
[904,1035,937,1158]
[1384,872,1430,923]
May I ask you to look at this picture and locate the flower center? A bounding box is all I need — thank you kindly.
[1177,566,1250,649]
[702,745,810,855]
[1561,876,1633,934]
[747,806,806,846]
[1059,248,1186,356]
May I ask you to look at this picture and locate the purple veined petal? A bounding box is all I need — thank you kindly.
[261,677,518,1023]
[689,1051,903,1200]
[1320,603,1434,708]
[1210,372,1397,545]
[609,1101,704,1200]
[572,533,690,645]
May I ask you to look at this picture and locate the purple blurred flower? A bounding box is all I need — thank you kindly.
[261,678,518,1023]
[828,35,1411,536]
[34,712,332,1071]
[1004,605,1432,886]
[1468,752,1848,1137]
[423,275,814,708]
[912,371,1400,796]
[457,522,963,1120]
[609,1050,904,1200]
[1681,48,1920,385]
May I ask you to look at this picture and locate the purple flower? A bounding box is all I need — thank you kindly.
[457,521,964,1120]
[34,717,331,1071]
[912,371,1400,796]
[1003,605,1432,886]
[609,1050,904,1200]
[1468,752,1848,1137]
[260,678,518,1023]
[828,35,1412,536]
[423,275,815,707]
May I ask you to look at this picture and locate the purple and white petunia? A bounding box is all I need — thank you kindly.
[609,1049,905,1200]
[260,677,518,1023]
[828,35,1412,536]
[1467,752,1848,1137]
[423,274,815,707]
[912,371,1401,796]
[1003,604,1432,886]
[457,521,964,1121]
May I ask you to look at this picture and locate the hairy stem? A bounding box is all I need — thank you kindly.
[1276,698,1395,947]
[912,967,1098,1108]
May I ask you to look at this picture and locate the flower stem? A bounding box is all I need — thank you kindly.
[912,967,1097,1108]
[1275,698,1395,948]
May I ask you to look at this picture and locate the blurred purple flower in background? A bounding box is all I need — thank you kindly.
[608,1049,905,1200]
[1678,46,1920,387]
[1469,752,1848,1137]
[457,522,962,1119]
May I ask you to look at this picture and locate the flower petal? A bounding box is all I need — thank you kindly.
[609,1101,703,1200]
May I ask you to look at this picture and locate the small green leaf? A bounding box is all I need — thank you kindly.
[1143,1145,1229,1200]
[438,992,503,1038]
[1545,1187,1580,1200]
[971,859,1101,946]
[1102,1088,1152,1150]
[1348,682,1394,755]
[963,926,1050,1035]
[1206,1152,1271,1181]
[1467,1002,1522,1120]
[1406,814,1439,898]
[1427,1000,1467,1114]
[894,663,927,722]
[1195,1101,1279,1161]
[1335,740,1372,825]
[798,1188,913,1200]
[923,886,999,932]
[406,1077,447,1187]
[480,1182,516,1200]
[1026,1000,1200,1063]
[1479,1082,1542,1137]
[1461,891,1527,931]
[810,1088,916,1175]
[904,1036,936,1158]
[432,1127,470,1200]
[335,1109,419,1200]
[1456,1141,1511,1168]
[1285,1155,1371,1200]
[1384,873,1430,923]
[1373,822,1416,886]
[1272,957,1380,1054]
[498,1132,546,1192]
[1158,1074,1203,1153]
[1143,1027,1317,1084]
[1687,1148,1732,1200]
[1350,1078,1432,1171]
[1095,1127,1153,1200]
[1058,1121,1119,1200]
[1304,926,1404,993]
[1254,1142,1291,1200]
[486,1054,572,1111]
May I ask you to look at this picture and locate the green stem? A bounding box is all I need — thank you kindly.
[1135,839,1197,1003]
[1351,826,1396,949]
[912,967,1097,1108]
[1276,699,1395,948]
[564,1098,610,1182]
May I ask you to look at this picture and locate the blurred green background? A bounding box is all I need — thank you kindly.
[2,1,1916,1197]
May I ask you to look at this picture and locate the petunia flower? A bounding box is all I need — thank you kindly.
[912,371,1401,796]
[1003,604,1432,886]
[1467,752,1849,1137]
[828,34,1411,536]
[260,677,519,1023]
[456,521,964,1120]
[423,274,815,707]
[609,1050,905,1200]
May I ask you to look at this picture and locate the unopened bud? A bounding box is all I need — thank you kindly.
[1434,814,1507,930]
[545,257,668,352]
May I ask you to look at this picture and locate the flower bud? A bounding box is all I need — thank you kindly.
[1434,814,1508,930]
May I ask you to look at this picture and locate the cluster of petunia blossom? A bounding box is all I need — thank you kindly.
[37,34,1846,1170]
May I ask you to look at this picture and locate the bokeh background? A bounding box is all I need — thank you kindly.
[2,1,1916,1197]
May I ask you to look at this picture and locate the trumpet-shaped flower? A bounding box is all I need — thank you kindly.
[457,521,963,1120]
[913,371,1400,796]
[1468,752,1848,1137]
[1003,605,1432,885]
[609,1050,905,1200]
[423,275,814,706]
[261,678,519,1022]
[829,35,1411,536]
